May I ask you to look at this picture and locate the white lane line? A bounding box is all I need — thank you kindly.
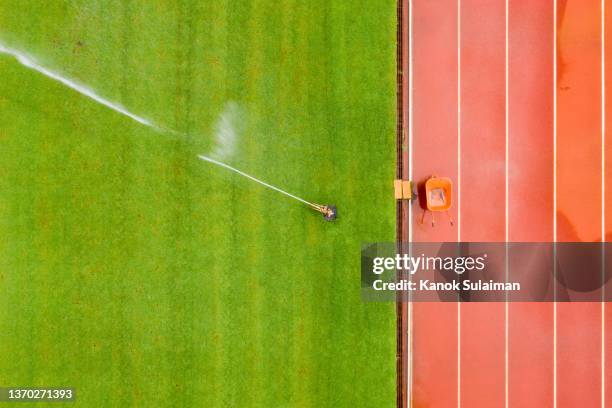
[457,0,462,407]
[505,0,509,241]
[457,0,462,244]
[603,300,606,408]
[553,1,558,407]
[505,0,510,406]
[602,0,606,245]
[601,0,606,406]
[457,300,462,408]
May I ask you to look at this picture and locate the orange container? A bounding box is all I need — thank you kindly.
[425,177,452,211]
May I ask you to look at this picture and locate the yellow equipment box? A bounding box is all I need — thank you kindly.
[394,179,413,200]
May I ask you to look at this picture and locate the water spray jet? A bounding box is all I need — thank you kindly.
[197,156,337,221]
[0,41,336,221]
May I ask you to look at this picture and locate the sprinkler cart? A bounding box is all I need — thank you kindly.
[421,176,453,227]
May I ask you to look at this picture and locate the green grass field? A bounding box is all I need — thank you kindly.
[0,1,396,406]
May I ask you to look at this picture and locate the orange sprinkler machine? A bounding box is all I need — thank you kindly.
[421,176,453,227]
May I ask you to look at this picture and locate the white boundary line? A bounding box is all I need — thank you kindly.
[457,0,462,407]
[407,0,414,406]
[408,0,414,246]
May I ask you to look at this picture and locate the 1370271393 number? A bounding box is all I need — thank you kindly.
[1,388,75,402]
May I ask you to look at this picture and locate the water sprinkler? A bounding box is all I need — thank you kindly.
[310,204,337,221]
[198,156,337,222]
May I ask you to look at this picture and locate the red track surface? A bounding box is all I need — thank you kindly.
[405,0,611,406]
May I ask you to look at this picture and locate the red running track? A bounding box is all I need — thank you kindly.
[406,0,611,406]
